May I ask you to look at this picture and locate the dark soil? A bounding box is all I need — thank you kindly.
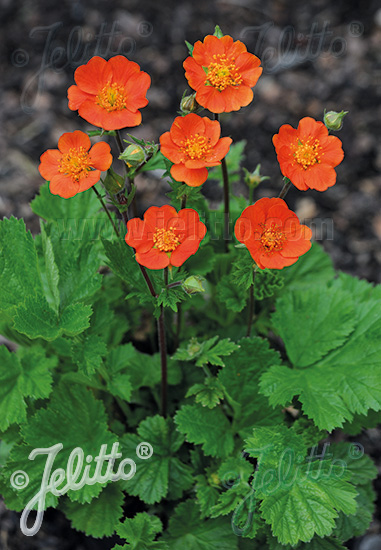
[1,0,380,548]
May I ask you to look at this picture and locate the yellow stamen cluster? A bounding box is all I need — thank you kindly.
[181,134,212,161]
[153,227,180,252]
[59,147,93,181]
[293,137,321,170]
[260,224,286,253]
[206,54,243,91]
[96,81,127,112]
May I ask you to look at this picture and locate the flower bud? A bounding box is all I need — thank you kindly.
[119,144,145,167]
[243,165,269,189]
[182,275,205,295]
[323,110,348,131]
[180,93,200,114]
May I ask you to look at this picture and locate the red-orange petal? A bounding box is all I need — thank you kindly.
[49,174,80,198]
[58,130,90,153]
[39,149,62,180]
[170,114,205,146]
[136,248,170,270]
[67,85,92,111]
[77,170,102,193]
[159,132,184,163]
[170,164,208,187]
[126,218,150,250]
[74,56,112,94]
[88,142,113,171]
[196,87,226,113]
[170,236,202,267]
[205,137,232,163]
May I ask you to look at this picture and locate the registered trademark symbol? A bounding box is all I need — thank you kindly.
[136,442,153,459]
[349,21,364,37]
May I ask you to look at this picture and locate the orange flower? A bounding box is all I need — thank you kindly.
[39,130,112,198]
[234,197,312,269]
[125,205,207,269]
[160,114,232,187]
[273,117,344,191]
[183,35,262,113]
[67,56,151,130]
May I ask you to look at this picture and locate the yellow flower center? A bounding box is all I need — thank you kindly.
[58,147,93,181]
[206,54,243,91]
[153,227,180,252]
[260,224,286,253]
[181,134,212,161]
[96,81,127,112]
[293,138,321,170]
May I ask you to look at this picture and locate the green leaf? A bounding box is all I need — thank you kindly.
[175,404,234,458]
[217,274,247,312]
[281,242,335,291]
[0,217,98,341]
[102,239,155,306]
[107,344,181,391]
[40,223,60,312]
[260,364,348,432]
[120,415,193,504]
[173,336,240,367]
[335,483,375,541]
[244,426,358,546]
[195,474,220,519]
[14,297,92,340]
[0,346,27,431]
[210,457,256,536]
[261,278,381,431]
[63,483,124,538]
[114,512,167,549]
[218,338,283,435]
[1,382,117,510]
[0,346,55,431]
[31,182,101,223]
[17,346,56,399]
[0,217,45,321]
[71,334,107,376]
[329,442,377,486]
[140,151,168,172]
[186,378,225,408]
[44,225,102,307]
[272,285,356,368]
[157,286,186,313]
[163,500,239,550]
[267,532,347,550]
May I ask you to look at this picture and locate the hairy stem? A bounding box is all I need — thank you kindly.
[92,185,120,238]
[181,189,187,210]
[246,270,257,337]
[115,130,138,217]
[159,268,169,417]
[278,177,292,200]
[214,113,230,252]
